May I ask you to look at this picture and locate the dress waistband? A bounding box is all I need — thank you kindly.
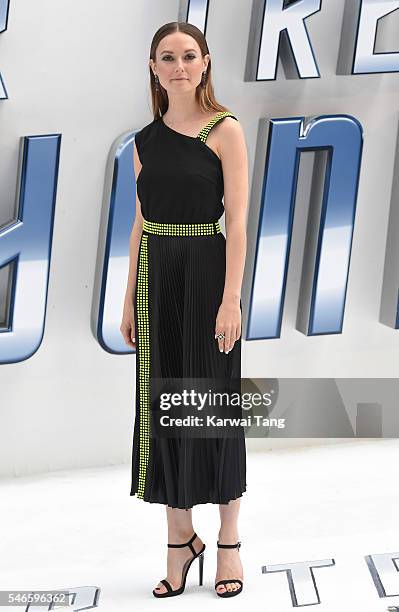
[142,219,222,236]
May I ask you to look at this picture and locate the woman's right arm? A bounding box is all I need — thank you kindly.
[120,140,143,349]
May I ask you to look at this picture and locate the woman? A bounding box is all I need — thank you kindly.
[120,21,248,598]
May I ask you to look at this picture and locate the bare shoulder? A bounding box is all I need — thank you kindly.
[201,113,246,161]
[213,114,245,153]
[215,114,244,140]
[224,114,241,127]
[209,116,246,173]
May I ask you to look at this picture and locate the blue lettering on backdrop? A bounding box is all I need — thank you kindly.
[95,132,136,354]
[0,135,61,364]
[1,1,398,361]
[247,115,363,339]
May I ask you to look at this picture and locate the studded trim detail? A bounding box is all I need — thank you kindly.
[136,234,150,499]
[197,111,237,143]
[143,219,222,236]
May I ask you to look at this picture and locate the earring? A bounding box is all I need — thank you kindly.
[154,74,160,91]
[201,70,207,87]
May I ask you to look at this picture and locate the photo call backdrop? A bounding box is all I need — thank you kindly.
[0,0,399,477]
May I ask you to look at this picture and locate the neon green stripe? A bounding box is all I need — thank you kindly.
[136,234,150,499]
[197,111,237,143]
[142,219,222,236]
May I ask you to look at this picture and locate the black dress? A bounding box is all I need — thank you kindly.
[130,111,247,509]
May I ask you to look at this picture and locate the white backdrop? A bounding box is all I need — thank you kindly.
[0,0,398,478]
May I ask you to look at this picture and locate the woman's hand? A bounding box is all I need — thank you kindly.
[120,297,136,349]
[214,297,241,353]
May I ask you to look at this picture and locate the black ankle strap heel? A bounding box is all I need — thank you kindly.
[215,540,243,598]
[152,531,206,598]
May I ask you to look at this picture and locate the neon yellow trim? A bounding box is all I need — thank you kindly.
[197,111,237,143]
[142,219,222,236]
[136,234,150,499]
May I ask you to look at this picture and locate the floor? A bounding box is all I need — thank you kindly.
[0,439,398,611]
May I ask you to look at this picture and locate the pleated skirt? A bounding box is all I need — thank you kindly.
[130,228,247,509]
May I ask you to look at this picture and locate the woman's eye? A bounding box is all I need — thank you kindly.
[161,55,196,61]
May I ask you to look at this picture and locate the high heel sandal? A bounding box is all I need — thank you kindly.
[152,531,206,598]
[214,540,243,598]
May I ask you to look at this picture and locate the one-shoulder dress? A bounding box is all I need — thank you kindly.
[130,111,247,509]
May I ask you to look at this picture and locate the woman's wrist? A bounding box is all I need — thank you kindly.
[222,292,240,306]
[124,287,135,306]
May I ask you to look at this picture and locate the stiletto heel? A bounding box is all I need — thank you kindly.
[152,531,206,598]
[214,540,243,598]
[198,551,204,586]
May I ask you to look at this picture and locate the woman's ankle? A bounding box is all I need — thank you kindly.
[167,527,195,543]
[218,528,239,543]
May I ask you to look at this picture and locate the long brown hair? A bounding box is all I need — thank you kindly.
[149,22,231,120]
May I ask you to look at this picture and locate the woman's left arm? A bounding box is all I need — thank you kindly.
[214,117,249,354]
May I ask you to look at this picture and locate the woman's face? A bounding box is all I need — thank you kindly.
[151,32,209,92]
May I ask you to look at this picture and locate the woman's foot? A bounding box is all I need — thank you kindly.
[153,530,205,595]
[215,531,243,595]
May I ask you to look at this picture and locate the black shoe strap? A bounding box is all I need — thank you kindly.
[217,541,241,549]
[168,532,197,555]
[160,579,173,592]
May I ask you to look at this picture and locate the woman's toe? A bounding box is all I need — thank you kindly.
[217,584,226,593]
